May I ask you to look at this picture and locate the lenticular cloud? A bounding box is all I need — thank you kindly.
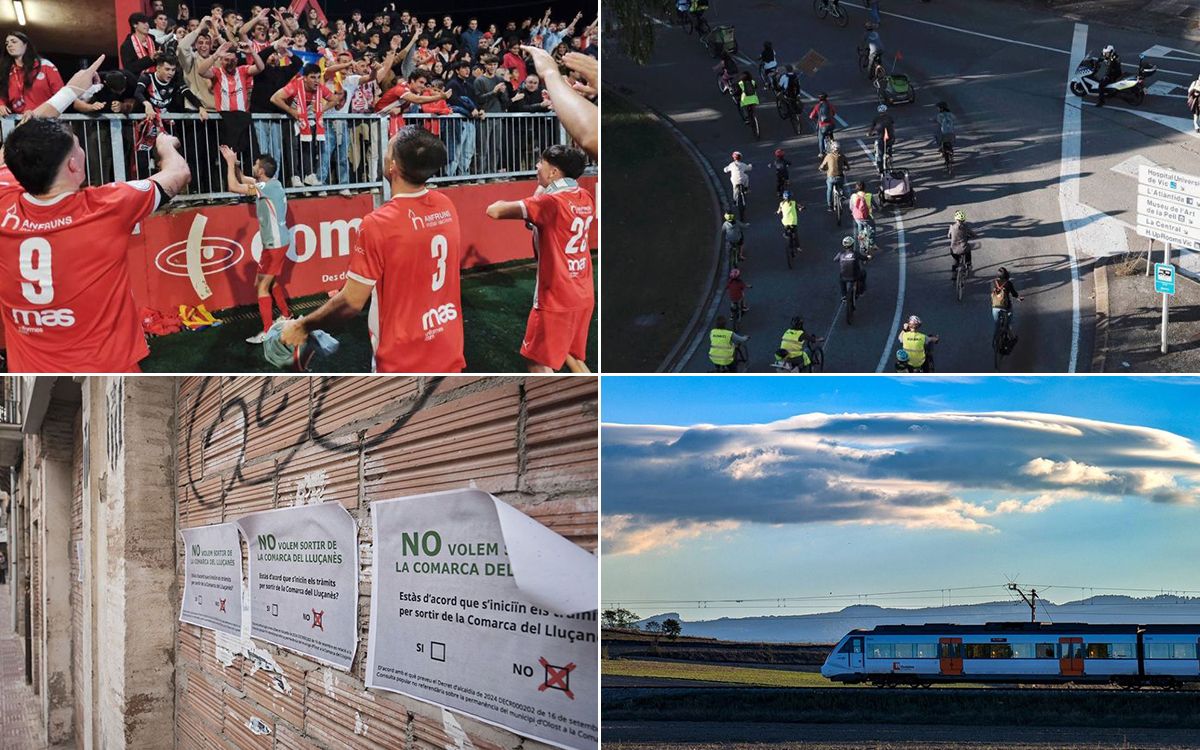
[602,412,1200,555]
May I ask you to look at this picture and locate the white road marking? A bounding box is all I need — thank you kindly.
[1110,154,1157,179]
[1058,23,1088,374]
[876,208,908,373]
[1098,105,1200,137]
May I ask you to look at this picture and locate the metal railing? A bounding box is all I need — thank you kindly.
[1,111,579,204]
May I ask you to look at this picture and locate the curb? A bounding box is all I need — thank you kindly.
[1091,255,1111,373]
[606,96,729,373]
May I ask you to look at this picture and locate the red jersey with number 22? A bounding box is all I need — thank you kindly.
[520,179,595,311]
[347,189,464,373]
[0,180,160,372]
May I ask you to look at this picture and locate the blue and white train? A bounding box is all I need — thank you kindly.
[821,622,1200,687]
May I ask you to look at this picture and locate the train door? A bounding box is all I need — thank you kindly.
[1059,637,1084,676]
[939,637,962,676]
[849,636,864,670]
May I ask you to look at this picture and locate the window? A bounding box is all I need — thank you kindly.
[1147,643,1171,659]
[871,643,894,659]
[940,641,962,659]
[916,643,938,659]
[990,644,1013,659]
[1010,643,1034,659]
[893,643,914,659]
[1110,643,1134,659]
[1172,643,1197,660]
[1036,643,1056,659]
[1086,643,1110,659]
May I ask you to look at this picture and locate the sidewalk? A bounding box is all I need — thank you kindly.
[1095,254,1200,371]
[0,584,46,750]
[1034,0,1200,42]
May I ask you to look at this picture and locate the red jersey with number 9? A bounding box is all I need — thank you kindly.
[346,189,465,373]
[520,179,595,312]
[0,180,160,372]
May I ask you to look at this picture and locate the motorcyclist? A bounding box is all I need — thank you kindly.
[1097,44,1121,107]
[834,236,867,301]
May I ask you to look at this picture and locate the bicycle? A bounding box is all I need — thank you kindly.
[832,183,845,227]
[857,222,877,259]
[773,341,824,373]
[730,298,746,330]
[758,63,779,99]
[743,104,761,139]
[714,341,749,373]
[733,183,748,221]
[694,12,712,36]
[993,309,1013,370]
[784,225,799,268]
[843,278,859,324]
[941,139,955,176]
[873,140,893,174]
[813,0,849,27]
[778,94,805,134]
[857,43,870,74]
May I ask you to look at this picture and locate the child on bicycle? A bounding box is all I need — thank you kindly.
[727,268,751,315]
[934,101,956,151]
[949,210,976,274]
[777,190,802,245]
[773,148,791,195]
[722,211,748,265]
[775,315,821,372]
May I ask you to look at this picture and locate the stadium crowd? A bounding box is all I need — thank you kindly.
[0,1,598,193]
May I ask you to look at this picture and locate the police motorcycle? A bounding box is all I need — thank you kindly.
[1069,52,1157,106]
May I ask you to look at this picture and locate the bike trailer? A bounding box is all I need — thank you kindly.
[706,25,737,56]
[878,168,915,207]
[878,73,915,105]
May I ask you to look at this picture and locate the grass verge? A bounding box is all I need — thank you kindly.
[602,88,717,372]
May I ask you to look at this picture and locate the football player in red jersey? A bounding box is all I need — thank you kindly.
[486,144,594,373]
[281,125,464,373]
[0,119,190,372]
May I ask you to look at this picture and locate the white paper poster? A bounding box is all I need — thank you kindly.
[366,489,598,750]
[179,522,243,637]
[236,502,359,670]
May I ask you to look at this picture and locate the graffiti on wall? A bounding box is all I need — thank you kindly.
[182,377,444,505]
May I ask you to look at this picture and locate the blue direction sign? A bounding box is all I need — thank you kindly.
[1155,263,1176,295]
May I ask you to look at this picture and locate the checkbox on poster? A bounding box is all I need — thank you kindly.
[431,641,446,661]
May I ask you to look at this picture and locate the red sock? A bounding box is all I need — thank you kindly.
[257,295,273,331]
[271,284,291,319]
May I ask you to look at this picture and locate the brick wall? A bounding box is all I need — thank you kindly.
[173,376,597,750]
[70,411,83,745]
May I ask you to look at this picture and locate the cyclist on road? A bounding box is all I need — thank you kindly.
[834,236,867,301]
[949,210,976,274]
[776,315,821,371]
[849,181,874,240]
[709,315,748,372]
[725,150,752,191]
[809,92,838,157]
[778,64,801,101]
[898,315,939,372]
[722,211,748,265]
[777,190,802,246]
[727,268,751,315]
[714,50,739,93]
[675,0,691,23]
[818,140,850,212]
[759,41,779,88]
[864,22,884,74]
[735,71,760,122]
[689,0,711,28]
[773,148,791,195]
[868,104,895,173]
[933,101,956,150]
[991,267,1023,330]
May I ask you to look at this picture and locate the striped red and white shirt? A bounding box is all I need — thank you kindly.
[211,64,255,111]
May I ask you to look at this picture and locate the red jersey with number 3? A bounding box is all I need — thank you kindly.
[346,189,464,373]
[0,180,160,372]
[520,179,595,311]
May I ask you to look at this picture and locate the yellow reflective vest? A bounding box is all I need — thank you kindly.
[779,329,810,365]
[710,328,735,365]
[900,330,927,368]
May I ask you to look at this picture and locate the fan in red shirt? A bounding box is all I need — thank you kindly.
[0,119,190,372]
[486,145,594,373]
[0,32,65,115]
[281,125,464,373]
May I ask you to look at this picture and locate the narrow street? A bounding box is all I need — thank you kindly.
[1,584,48,750]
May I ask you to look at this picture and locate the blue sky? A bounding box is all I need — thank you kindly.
[602,376,1200,620]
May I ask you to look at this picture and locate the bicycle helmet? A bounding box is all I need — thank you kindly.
[791,316,804,328]
[829,140,840,151]
[842,236,855,248]
[732,151,742,161]
[782,190,792,200]
[774,148,785,158]
[1103,44,1114,56]
[907,315,922,327]
[895,348,910,363]
[729,268,741,279]
[724,212,736,221]
[954,210,966,222]
[877,104,888,113]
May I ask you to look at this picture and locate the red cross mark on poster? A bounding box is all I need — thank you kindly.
[217,598,227,613]
[311,609,324,630]
[538,657,576,700]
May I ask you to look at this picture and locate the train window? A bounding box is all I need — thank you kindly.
[840,640,853,654]
[840,638,863,654]
[1010,643,1033,658]
[1036,643,1056,659]
[1147,643,1171,659]
[1111,643,1134,659]
[1172,643,1197,659]
[964,643,989,659]
[1086,643,1109,659]
[916,643,938,659]
[989,644,1013,659]
[893,643,914,658]
[871,643,895,659]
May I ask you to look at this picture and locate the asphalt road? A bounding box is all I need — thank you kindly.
[607,0,1200,372]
